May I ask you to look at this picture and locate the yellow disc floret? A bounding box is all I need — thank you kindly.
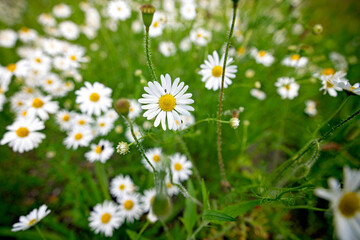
[174,163,182,171]
[338,192,360,218]
[95,145,102,154]
[212,65,223,78]
[159,94,176,112]
[32,98,44,108]
[6,63,17,72]
[153,154,160,162]
[119,184,125,190]
[89,93,100,102]
[101,213,111,224]
[74,133,83,140]
[322,68,335,76]
[28,219,36,226]
[16,127,29,138]
[291,54,301,61]
[258,50,267,57]
[124,200,134,210]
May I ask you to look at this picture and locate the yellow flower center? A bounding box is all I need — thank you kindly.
[70,55,76,61]
[326,80,334,88]
[62,114,70,122]
[119,184,125,190]
[284,84,291,90]
[7,63,16,72]
[350,86,356,91]
[174,163,182,171]
[338,192,360,218]
[89,93,100,102]
[32,98,44,108]
[237,46,245,54]
[258,50,267,57]
[28,219,36,226]
[124,200,134,210]
[74,133,83,140]
[130,107,134,112]
[150,196,155,205]
[21,110,27,116]
[35,58,42,63]
[47,79,53,84]
[16,127,29,138]
[99,122,105,127]
[101,213,111,224]
[117,7,122,12]
[25,87,33,93]
[166,182,172,188]
[95,145,102,154]
[291,54,300,61]
[21,27,30,33]
[159,94,176,112]
[212,65,223,78]
[197,33,202,38]
[0,88,2,94]
[153,154,160,163]
[322,68,335,76]
[78,120,86,125]
[153,21,158,28]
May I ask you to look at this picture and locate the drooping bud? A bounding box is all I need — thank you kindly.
[152,193,172,220]
[140,4,155,31]
[114,98,130,115]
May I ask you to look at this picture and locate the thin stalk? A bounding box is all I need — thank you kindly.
[136,221,150,240]
[187,221,209,240]
[145,30,157,82]
[94,162,111,200]
[35,225,47,240]
[216,1,238,189]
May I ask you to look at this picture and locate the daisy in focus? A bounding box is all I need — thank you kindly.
[75,81,112,116]
[281,54,308,68]
[138,74,194,131]
[170,153,193,182]
[89,201,123,237]
[85,139,114,163]
[1,117,45,153]
[250,48,275,67]
[12,205,50,231]
[275,77,300,100]
[198,50,238,91]
[315,166,360,240]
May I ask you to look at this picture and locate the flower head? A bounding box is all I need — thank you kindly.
[12,205,50,231]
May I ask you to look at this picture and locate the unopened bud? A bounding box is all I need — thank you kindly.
[254,81,261,89]
[116,142,129,155]
[313,24,323,35]
[114,98,130,115]
[115,125,123,134]
[152,194,172,220]
[140,4,155,31]
[230,117,240,129]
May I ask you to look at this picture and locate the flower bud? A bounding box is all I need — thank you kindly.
[151,193,172,220]
[116,141,129,155]
[313,24,323,35]
[114,98,130,115]
[230,117,240,129]
[140,4,155,31]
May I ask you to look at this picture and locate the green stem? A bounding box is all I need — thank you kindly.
[145,30,157,82]
[35,225,47,240]
[216,1,238,188]
[94,162,111,200]
[187,221,209,240]
[136,221,150,240]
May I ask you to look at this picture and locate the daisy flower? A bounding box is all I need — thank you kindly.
[56,110,74,131]
[138,74,194,131]
[165,175,180,197]
[63,127,93,149]
[12,205,50,232]
[85,139,114,163]
[73,114,94,129]
[18,27,38,43]
[119,193,144,223]
[75,82,112,116]
[250,89,266,100]
[190,28,211,46]
[198,50,238,91]
[38,13,56,27]
[1,117,45,153]
[250,48,275,67]
[336,81,360,96]
[26,95,59,121]
[275,77,300,100]
[107,0,131,21]
[128,99,141,120]
[178,114,195,130]
[141,188,156,212]
[315,166,360,240]
[0,29,17,48]
[142,148,163,172]
[159,41,177,57]
[59,21,80,40]
[89,201,123,237]
[305,100,317,117]
[94,116,114,136]
[281,54,308,68]
[180,2,196,20]
[319,74,343,97]
[125,124,143,142]
[170,153,193,182]
[110,175,137,200]
[53,3,72,18]
[314,67,336,81]
[149,12,165,37]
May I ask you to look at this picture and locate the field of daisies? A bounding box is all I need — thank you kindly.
[0,0,360,239]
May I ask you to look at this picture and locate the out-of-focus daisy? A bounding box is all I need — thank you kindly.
[105,109,119,122]
[165,175,180,196]
[250,48,275,67]
[107,0,131,21]
[170,153,192,182]
[59,21,80,40]
[159,41,176,57]
[336,81,360,96]
[63,127,93,149]
[190,28,211,46]
[64,45,87,69]
[75,81,112,116]
[149,12,165,37]
[89,201,123,237]
[10,92,29,113]
[1,117,45,153]
[119,193,144,223]
[125,124,143,142]
[141,188,156,212]
[73,114,94,129]
[53,3,72,18]
[26,95,59,121]
[138,74,194,131]
[12,205,50,231]
[38,13,56,27]
[18,27,38,43]
[0,29,17,48]
[319,72,344,97]
[180,2,196,20]
[305,100,317,117]
[142,148,163,172]
[110,175,137,200]
[0,80,9,111]
[179,37,192,52]
[95,116,114,136]
[275,77,300,100]
[314,67,336,81]
[250,89,266,100]
[198,50,237,91]
[128,99,141,120]
[56,110,74,131]
[315,166,360,240]
[178,114,195,130]
[85,139,114,163]
[281,54,308,68]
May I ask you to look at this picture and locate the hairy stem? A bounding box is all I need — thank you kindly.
[145,30,157,82]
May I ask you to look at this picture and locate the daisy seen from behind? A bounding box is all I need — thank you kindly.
[1,117,45,153]
[75,81,112,116]
[89,201,123,237]
[138,74,194,131]
[12,205,50,231]
[315,166,360,240]
[198,50,238,91]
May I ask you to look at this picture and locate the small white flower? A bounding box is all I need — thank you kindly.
[128,99,141,120]
[12,205,50,231]
[198,50,237,91]
[281,54,308,68]
[107,0,131,21]
[63,127,93,149]
[319,72,345,97]
[110,175,137,200]
[89,201,123,237]
[53,3,72,18]
[85,139,114,163]
[275,77,300,100]
[159,41,176,57]
[116,141,129,155]
[59,21,80,40]
[141,188,156,212]
[138,74,194,131]
[190,28,211,46]
[142,148,163,172]
[56,110,75,131]
[305,100,317,117]
[149,12,165,37]
[230,117,240,129]
[1,117,45,153]
[170,153,192,182]
[250,89,266,100]
[26,95,59,121]
[250,48,275,67]
[119,193,144,223]
[125,124,143,142]
[95,116,114,136]
[180,3,196,20]
[0,29,17,48]
[75,82,112,116]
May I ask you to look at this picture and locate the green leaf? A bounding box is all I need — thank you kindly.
[221,199,261,218]
[202,210,236,222]
[126,229,149,240]
[201,179,210,210]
